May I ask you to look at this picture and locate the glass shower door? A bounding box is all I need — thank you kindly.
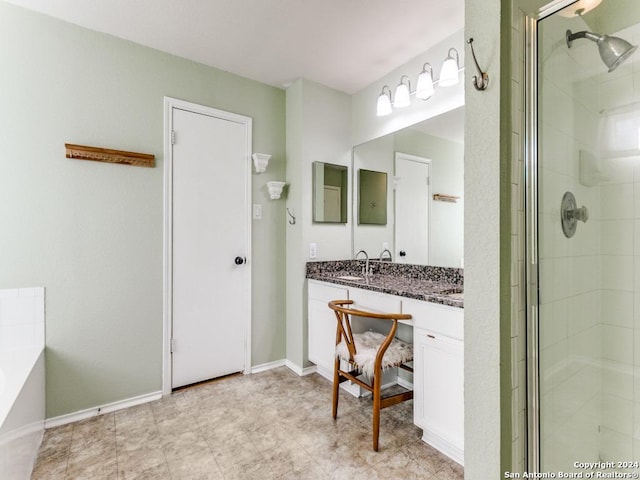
[536,1,640,475]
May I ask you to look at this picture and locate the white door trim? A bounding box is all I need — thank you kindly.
[162,97,252,396]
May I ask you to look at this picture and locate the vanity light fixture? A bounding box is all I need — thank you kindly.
[252,153,271,173]
[375,45,463,116]
[439,48,460,86]
[376,86,393,116]
[393,75,412,108]
[266,181,286,200]
[415,63,435,100]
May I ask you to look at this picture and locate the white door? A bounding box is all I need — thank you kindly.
[169,102,251,389]
[395,153,430,264]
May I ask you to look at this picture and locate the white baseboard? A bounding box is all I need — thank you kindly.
[284,360,316,376]
[250,359,286,374]
[421,430,464,466]
[0,420,44,446]
[397,377,414,390]
[45,391,162,428]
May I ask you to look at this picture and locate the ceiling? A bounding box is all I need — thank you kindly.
[4,0,464,95]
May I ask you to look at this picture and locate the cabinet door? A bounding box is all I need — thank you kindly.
[414,328,464,460]
[308,282,348,379]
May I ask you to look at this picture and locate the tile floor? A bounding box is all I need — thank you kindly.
[31,367,464,479]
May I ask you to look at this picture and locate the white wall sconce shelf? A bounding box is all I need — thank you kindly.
[252,153,271,173]
[266,181,286,199]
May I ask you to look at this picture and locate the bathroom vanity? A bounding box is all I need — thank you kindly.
[306,260,464,465]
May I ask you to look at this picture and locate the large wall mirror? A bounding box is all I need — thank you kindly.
[352,106,464,267]
[313,161,348,223]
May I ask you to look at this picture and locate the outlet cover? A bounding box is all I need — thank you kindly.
[309,243,317,259]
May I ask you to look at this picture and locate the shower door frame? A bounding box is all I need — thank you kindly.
[524,0,583,473]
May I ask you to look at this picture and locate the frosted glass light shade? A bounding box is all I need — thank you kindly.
[416,64,434,100]
[439,48,460,86]
[376,86,392,116]
[393,76,411,108]
[376,96,392,116]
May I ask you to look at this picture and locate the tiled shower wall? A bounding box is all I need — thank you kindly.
[511,3,527,474]
[538,13,603,470]
[511,5,640,472]
[0,287,45,351]
[593,20,640,463]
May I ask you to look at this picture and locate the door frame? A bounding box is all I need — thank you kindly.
[524,0,578,472]
[162,97,253,396]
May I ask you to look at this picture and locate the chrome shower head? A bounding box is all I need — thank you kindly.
[566,29,638,72]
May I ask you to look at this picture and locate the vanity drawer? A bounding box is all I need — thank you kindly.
[403,298,463,340]
[348,287,403,314]
[308,280,349,302]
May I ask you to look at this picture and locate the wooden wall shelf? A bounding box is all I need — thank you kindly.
[433,194,460,203]
[65,143,155,168]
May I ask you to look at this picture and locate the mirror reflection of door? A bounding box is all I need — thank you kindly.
[395,153,430,264]
[323,185,342,222]
[313,161,348,223]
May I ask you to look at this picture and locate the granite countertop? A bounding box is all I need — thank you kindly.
[306,260,464,309]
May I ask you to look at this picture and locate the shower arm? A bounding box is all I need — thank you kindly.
[566,30,603,48]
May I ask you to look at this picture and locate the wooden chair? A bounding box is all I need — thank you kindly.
[328,299,413,451]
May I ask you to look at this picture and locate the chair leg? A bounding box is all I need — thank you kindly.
[332,358,340,419]
[372,371,381,451]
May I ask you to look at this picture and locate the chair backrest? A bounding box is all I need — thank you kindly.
[328,300,412,362]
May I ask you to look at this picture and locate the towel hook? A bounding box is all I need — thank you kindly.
[467,38,489,91]
[286,207,296,225]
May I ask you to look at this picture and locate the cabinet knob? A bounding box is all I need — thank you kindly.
[234,256,246,265]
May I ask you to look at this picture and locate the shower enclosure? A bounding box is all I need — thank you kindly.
[527,0,640,474]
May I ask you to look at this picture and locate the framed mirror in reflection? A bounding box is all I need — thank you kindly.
[358,169,387,225]
[312,162,348,223]
[352,106,464,267]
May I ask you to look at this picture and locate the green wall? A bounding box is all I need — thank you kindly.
[464,0,505,477]
[0,2,286,418]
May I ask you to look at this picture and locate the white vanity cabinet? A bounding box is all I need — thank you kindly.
[307,281,348,379]
[307,279,464,465]
[405,298,464,465]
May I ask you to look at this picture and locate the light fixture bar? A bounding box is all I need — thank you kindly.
[374,43,464,115]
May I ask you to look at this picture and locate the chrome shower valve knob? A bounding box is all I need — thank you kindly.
[561,191,589,238]
[566,205,589,223]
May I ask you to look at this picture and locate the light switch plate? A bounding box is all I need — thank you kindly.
[253,204,262,220]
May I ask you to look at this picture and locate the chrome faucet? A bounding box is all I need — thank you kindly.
[355,250,370,277]
[379,248,393,262]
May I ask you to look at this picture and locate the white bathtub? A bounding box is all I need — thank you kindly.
[0,348,45,480]
[0,288,46,480]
